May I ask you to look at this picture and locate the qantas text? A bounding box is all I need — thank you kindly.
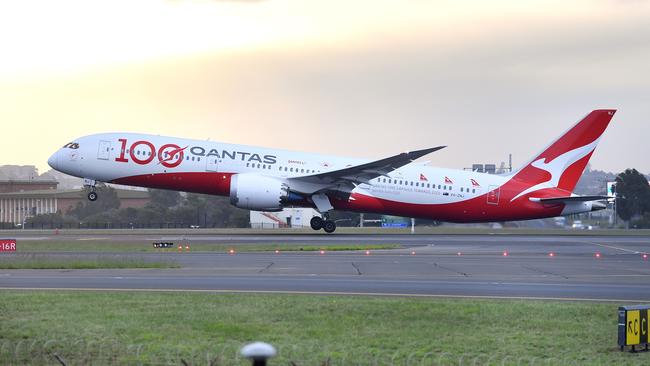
[114,138,277,168]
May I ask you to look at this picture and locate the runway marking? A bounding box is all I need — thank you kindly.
[76,237,109,241]
[521,265,569,280]
[588,241,647,254]
[0,287,648,303]
[258,262,274,273]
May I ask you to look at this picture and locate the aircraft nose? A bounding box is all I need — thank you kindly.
[47,150,59,170]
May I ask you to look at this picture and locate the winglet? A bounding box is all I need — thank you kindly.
[404,146,446,161]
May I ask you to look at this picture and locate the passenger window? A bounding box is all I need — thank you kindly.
[290,168,294,172]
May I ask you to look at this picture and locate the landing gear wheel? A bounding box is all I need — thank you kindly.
[323,220,336,233]
[310,216,324,231]
[88,191,98,201]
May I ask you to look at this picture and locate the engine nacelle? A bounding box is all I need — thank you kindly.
[229,173,288,211]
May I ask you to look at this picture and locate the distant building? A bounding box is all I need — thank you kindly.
[466,163,511,174]
[250,208,319,229]
[0,188,150,225]
[0,179,58,193]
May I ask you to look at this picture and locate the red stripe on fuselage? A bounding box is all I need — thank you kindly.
[111,172,566,223]
[333,191,565,223]
[111,172,234,196]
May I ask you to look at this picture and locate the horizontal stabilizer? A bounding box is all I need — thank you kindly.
[529,195,611,204]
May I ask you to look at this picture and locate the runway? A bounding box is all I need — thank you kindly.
[2,233,650,301]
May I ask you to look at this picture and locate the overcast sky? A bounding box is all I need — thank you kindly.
[1,0,648,175]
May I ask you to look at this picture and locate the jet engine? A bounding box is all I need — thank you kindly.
[229,173,290,211]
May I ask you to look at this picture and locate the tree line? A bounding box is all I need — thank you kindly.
[615,169,650,228]
[26,187,250,228]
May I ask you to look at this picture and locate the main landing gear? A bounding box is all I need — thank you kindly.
[310,216,337,233]
[84,178,98,202]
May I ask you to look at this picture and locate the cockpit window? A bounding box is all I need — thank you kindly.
[63,142,79,149]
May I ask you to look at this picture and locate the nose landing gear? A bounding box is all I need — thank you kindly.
[87,190,98,202]
[84,178,98,202]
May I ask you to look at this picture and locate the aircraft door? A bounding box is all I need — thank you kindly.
[97,140,111,160]
[487,185,500,205]
[206,156,219,172]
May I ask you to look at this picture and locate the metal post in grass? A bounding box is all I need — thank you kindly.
[240,342,277,366]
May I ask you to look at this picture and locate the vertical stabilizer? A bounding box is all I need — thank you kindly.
[510,109,616,201]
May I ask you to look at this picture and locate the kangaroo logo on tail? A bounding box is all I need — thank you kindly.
[508,109,616,202]
[510,138,600,201]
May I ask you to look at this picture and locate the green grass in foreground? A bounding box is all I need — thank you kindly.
[0,291,645,365]
[15,240,401,253]
[0,254,178,269]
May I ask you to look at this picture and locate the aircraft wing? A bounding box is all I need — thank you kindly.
[529,195,611,204]
[290,146,446,186]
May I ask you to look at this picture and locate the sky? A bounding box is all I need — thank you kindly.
[1,0,649,175]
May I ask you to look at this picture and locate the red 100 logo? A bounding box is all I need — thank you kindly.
[115,139,186,168]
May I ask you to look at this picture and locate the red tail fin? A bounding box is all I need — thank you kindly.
[511,109,616,200]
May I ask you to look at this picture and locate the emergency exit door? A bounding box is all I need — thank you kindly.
[487,185,500,205]
[206,156,219,172]
[97,140,111,160]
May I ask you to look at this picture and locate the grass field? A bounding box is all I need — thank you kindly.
[0,254,179,269]
[13,240,402,253]
[0,291,645,365]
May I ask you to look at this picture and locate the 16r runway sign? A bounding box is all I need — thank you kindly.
[0,239,16,252]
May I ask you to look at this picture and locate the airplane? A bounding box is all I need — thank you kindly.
[48,109,615,233]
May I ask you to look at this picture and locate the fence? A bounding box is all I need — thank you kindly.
[0,222,246,230]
